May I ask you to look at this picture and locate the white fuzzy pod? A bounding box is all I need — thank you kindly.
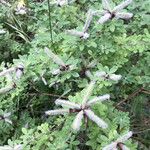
[97,13,111,24]
[55,99,80,109]
[84,109,108,129]
[0,85,13,94]
[0,67,15,77]
[5,73,13,83]
[83,9,94,32]
[85,70,92,78]
[121,144,130,150]
[14,144,23,150]
[0,0,11,7]
[82,81,95,108]
[112,0,132,13]
[57,0,68,6]
[4,118,12,124]
[3,112,11,118]
[0,144,22,150]
[82,32,90,39]
[109,74,122,81]
[115,12,133,19]
[66,30,89,39]
[45,47,66,66]
[45,109,69,115]
[117,131,133,143]
[16,65,24,79]
[51,69,61,75]
[0,146,13,150]
[92,10,106,16]
[95,71,106,77]
[0,29,6,34]
[102,142,117,150]
[15,8,27,15]
[87,94,110,106]
[72,110,84,131]
[102,0,111,11]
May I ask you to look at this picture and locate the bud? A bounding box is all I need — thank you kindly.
[84,109,108,129]
[109,74,122,81]
[112,0,132,13]
[87,94,110,106]
[97,13,111,24]
[45,109,69,115]
[115,12,133,19]
[55,99,80,109]
[72,110,84,131]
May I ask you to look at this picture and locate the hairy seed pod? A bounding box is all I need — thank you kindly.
[112,0,132,13]
[84,109,108,129]
[72,110,84,131]
[45,109,69,115]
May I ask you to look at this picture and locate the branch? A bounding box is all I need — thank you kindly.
[116,87,143,107]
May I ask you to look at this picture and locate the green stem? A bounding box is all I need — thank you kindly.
[47,0,54,46]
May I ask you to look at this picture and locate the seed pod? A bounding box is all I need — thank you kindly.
[116,131,133,143]
[45,109,69,115]
[82,81,95,108]
[109,74,122,81]
[55,99,81,109]
[115,12,133,20]
[66,30,89,39]
[112,0,132,13]
[16,64,24,79]
[72,110,84,131]
[87,94,110,106]
[102,142,117,150]
[83,9,94,32]
[98,13,111,24]
[84,109,108,129]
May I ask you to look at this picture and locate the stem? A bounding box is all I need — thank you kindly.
[47,0,54,46]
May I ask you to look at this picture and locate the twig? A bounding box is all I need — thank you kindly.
[116,87,144,107]
[133,128,150,134]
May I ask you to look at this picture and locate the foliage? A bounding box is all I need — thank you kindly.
[0,0,149,149]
